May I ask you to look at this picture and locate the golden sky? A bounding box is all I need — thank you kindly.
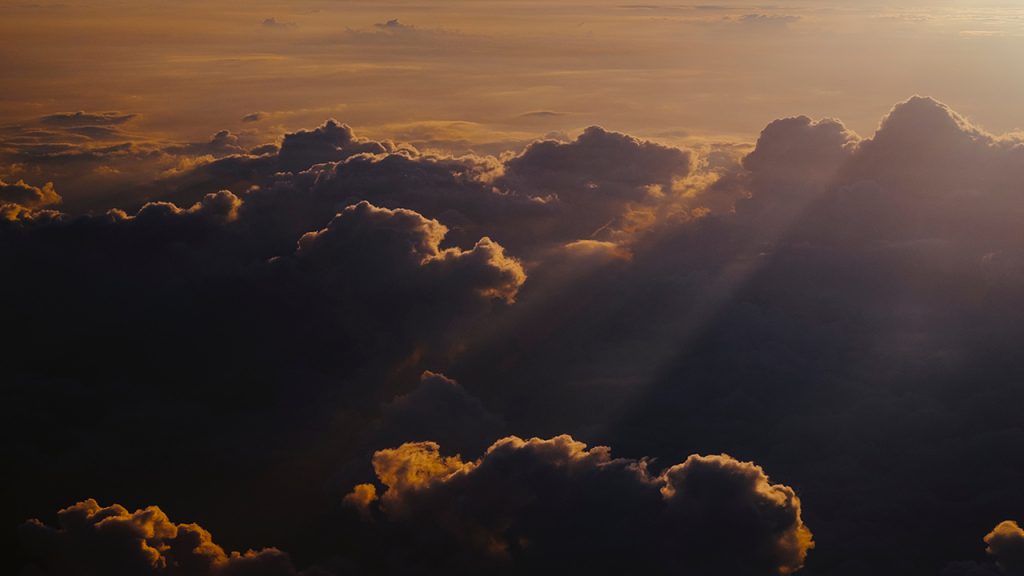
[5,0,1024,148]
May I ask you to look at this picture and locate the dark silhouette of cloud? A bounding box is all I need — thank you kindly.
[0,178,60,210]
[944,521,1024,576]
[20,499,307,575]
[987,521,1024,575]
[347,435,811,576]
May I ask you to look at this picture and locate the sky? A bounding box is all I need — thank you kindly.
[4,2,1024,576]
[5,1,1024,144]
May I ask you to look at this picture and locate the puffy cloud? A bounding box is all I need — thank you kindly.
[277,120,391,173]
[502,126,690,193]
[743,96,1024,245]
[6,113,702,257]
[496,126,692,244]
[444,97,1024,575]
[1,191,524,575]
[367,370,504,456]
[741,115,858,194]
[347,435,812,575]
[943,521,1024,576]
[19,499,303,576]
[222,124,697,259]
[294,201,525,304]
[986,521,1024,575]
[0,178,60,210]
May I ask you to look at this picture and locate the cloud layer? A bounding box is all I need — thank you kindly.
[5,96,1024,576]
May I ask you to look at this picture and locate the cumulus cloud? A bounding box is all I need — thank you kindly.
[944,521,1024,576]
[0,178,60,210]
[19,499,305,576]
[500,125,689,206]
[293,201,525,304]
[753,96,1024,244]
[1,189,525,575]
[986,521,1024,575]
[347,435,812,575]
[275,120,389,173]
[366,370,505,457]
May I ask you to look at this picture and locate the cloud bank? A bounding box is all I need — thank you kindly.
[5,96,1024,576]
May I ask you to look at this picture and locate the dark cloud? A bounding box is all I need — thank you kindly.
[291,200,525,305]
[374,19,410,30]
[20,499,307,575]
[39,111,137,127]
[0,178,60,210]
[944,521,1024,576]
[159,122,696,261]
[986,521,1024,575]
[1,190,523,574]
[445,97,1024,575]
[242,112,267,123]
[346,435,811,575]
[277,120,392,173]
[366,371,505,457]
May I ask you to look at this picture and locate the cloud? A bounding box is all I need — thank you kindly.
[0,178,60,210]
[1,191,524,574]
[367,370,505,456]
[165,130,246,157]
[736,14,801,26]
[276,120,391,173]
[241,112,266,123]
[39,111,137,127]
[19,499,306,575]
[161,122,697,261]
[293,200,525,304]
[8,96,1024,576]
[375,19,411,30]
[944,521,1024,576]
[517,110,568,119]
[986,521,1024,575]
[346,435,812,575]
[0,112,265,212]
